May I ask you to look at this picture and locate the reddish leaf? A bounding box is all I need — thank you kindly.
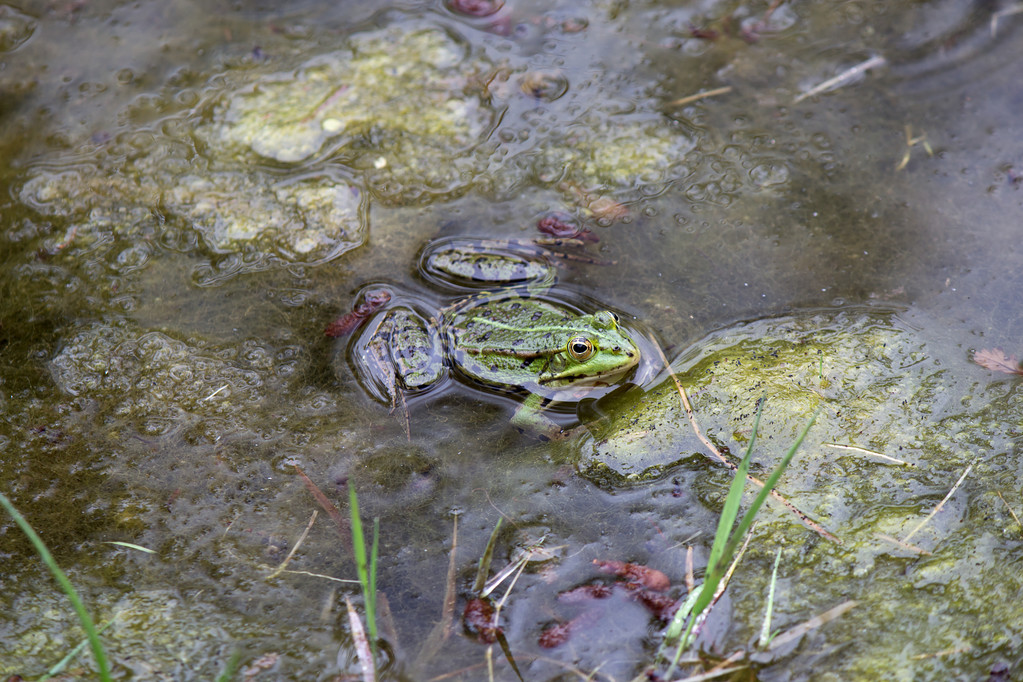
[593,559,670,592]
[537,214,599,243]
[538,620,573,648]
[688,25,720,40]
[324,289,391,337]
[463,598,501,644]
[293,465,350,545]
[445,0,503,17]
[557,583,613,603]
[974,348,1023,376]
[632,589,679,621]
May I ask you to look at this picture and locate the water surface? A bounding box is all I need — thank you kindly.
[1,0,1022,679]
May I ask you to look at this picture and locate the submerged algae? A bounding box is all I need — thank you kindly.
[213,26,492,167]
[577,307,1023,678]
[48,319,297,441]
[580,307,961,490]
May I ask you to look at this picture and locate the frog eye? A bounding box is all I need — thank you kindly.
[568,336,594,361]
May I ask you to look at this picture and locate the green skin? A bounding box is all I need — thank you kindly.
[357,245,641,436]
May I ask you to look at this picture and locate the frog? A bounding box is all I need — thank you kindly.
[338,237,642,438]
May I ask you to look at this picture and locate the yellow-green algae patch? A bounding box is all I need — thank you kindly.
[213,26,491,166]
[48,319,294,442]
[578,307,1023,678]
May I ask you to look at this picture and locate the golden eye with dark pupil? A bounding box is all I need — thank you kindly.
[568,336,594,361]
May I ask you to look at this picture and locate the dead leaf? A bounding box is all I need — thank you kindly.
[973,348,1023,376]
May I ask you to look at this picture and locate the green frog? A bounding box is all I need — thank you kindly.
[339,238,642,437]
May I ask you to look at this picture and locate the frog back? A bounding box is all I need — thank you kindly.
[443,291,638,395]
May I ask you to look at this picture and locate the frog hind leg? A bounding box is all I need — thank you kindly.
[364,330,410,439]
[510,393,563,440]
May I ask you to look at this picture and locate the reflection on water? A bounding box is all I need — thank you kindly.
[1,0,1023,679]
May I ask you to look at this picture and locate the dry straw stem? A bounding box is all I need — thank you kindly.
[668,86,733,108]
[912,644,973,660]
[822,442,914,466]
[765,599,858,652]
[875,533,932,556]
[991,4,1023,35]
[902,458,976,543]
[267,510,317,580]
[650,337,838,542]
[998,491,1023,529]
[794,55,886,103]
[346,595,377,682]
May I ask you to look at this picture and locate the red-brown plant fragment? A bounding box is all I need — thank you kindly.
[463,597,502,644]
[593,559,671,592]
[324,289,391,337]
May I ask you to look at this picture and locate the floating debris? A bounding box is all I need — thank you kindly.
[794,55,886,103]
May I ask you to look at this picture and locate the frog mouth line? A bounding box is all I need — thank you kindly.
[538,358,640,386]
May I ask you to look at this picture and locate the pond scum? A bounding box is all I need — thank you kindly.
[2,391,862,681]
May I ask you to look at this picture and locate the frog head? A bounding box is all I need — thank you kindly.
[538,311,640,388]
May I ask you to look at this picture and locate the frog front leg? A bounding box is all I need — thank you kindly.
[510,393,564,440]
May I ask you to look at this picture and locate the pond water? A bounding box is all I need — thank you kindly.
[2,0,1022,679]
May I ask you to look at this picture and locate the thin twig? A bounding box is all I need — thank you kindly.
[902,459,976,542]
[280,569,358,583]
[794,55,886,103]
[267,510,317,580]
[688,530,756,646]
[991,4,1023,36]
[668,86,733,108]
[998,491,1023,530]
[822,442,914,466]
[766,600,858,650]
[650,336,839,542]
[876,533,931,556]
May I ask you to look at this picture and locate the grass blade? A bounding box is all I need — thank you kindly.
[473,518,503,595]
[349,483,379,660]
[0,491,112,681]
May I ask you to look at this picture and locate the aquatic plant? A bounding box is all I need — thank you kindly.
[349,483,380,662]
[0,491,112,681]
[658,400,818,677]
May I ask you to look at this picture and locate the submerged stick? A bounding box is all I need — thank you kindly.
[902,459,976,542]
[794,55,886,103]
[267,510,318,580]
[668,86,733,108]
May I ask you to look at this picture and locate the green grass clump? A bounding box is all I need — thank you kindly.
[659,400,818,676]
[0,491,112,681]
[349,483,380,660]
